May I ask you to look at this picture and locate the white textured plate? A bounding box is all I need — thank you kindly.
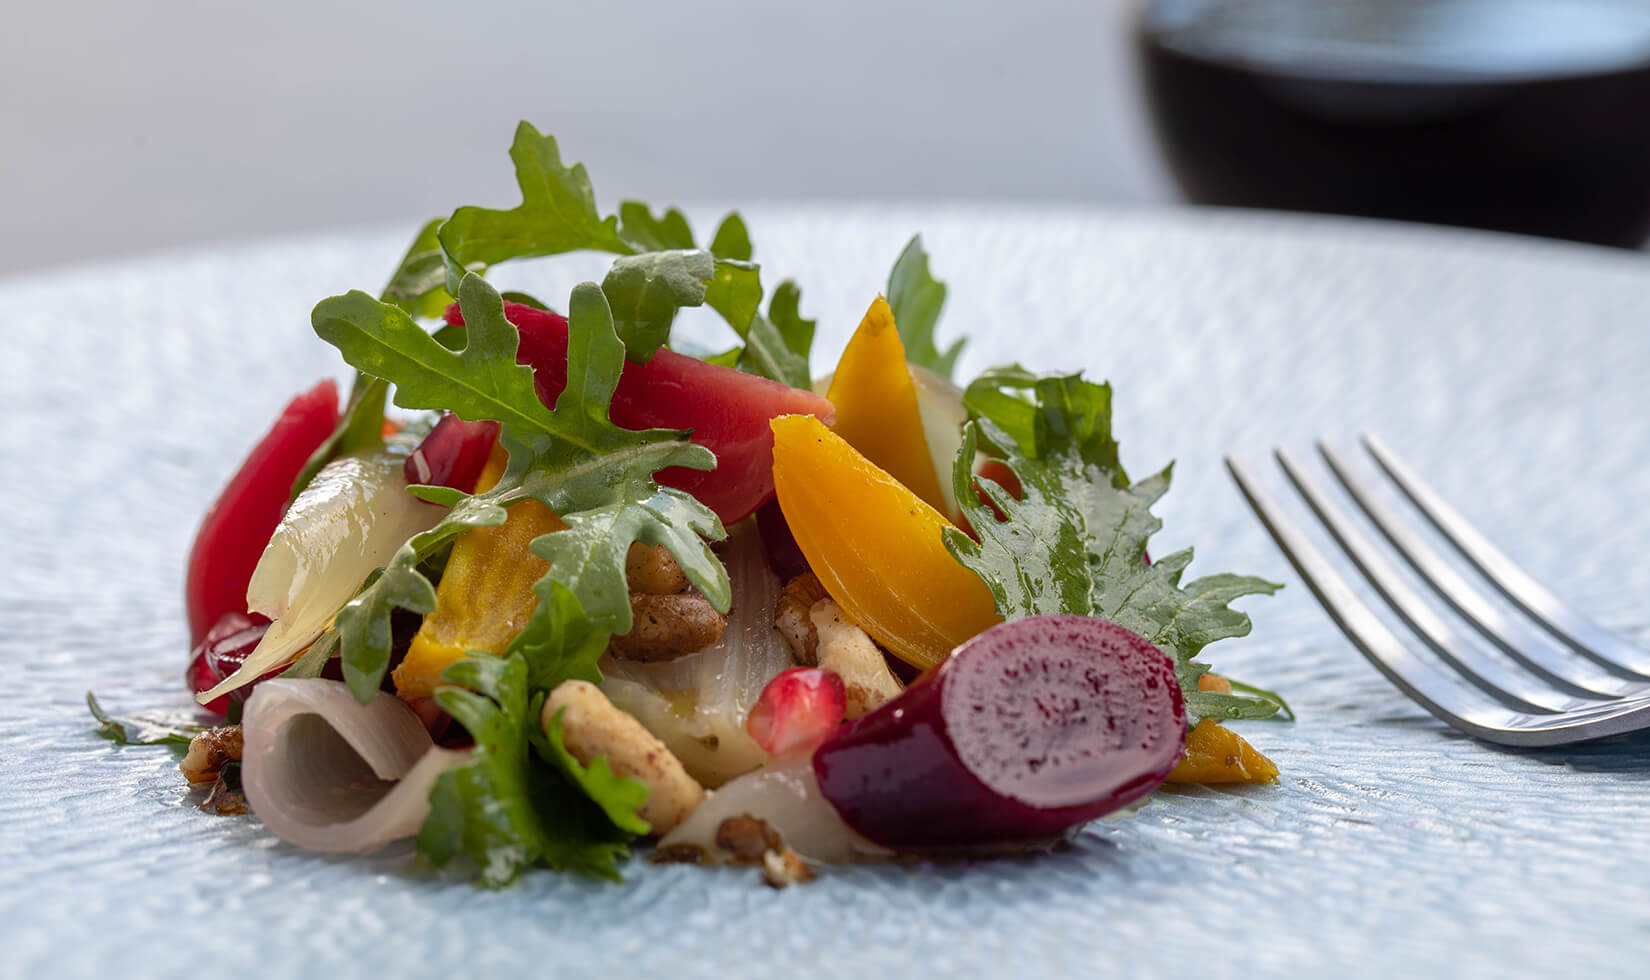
[5,208,1650,979]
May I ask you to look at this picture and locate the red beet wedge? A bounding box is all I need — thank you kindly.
[811,615,1186,852]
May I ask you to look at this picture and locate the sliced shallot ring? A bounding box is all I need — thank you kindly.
[241,679,468,853]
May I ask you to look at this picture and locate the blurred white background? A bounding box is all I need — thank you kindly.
[0,0,1168,276]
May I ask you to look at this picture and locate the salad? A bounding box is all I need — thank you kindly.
[93,122,1289,887]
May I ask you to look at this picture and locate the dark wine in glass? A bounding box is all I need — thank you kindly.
[1138,0,1650,248]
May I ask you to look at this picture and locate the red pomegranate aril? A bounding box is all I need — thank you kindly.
[812,616,1186,853]
[746,668,848,759]
[404,413,500,492]
[187,610,273,714]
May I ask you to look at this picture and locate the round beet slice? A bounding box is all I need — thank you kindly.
[811,615,1186,853]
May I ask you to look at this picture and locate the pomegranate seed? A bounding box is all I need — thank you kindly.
[746,667,847,759]
[405,413,499,492]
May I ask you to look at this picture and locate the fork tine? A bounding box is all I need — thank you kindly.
[1225,455,1538,736]
[1273,447,1585,714]
[1318,442,1645,698]
[1362,433,1650,679]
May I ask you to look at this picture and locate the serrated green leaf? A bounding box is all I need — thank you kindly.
[943,422,1092,618]
[617,202,696,252]
[438,122,631,292]
[888,234,965,379]
[420,655,633,885]
[735,312,812,390]
[705,257,762,333]
[505,579,610,692]
[954,371,1283,728]
[602,249,714,364]
[312,274,728,700]
[765,279,816,360]
[381,217,454,319]
[708,212,752,261]
[87,692,205,747]
[537,706,652,835]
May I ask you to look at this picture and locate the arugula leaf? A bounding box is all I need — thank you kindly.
[438,122,631,292]
[87,692,203,747]
[708,212,752,261]
[888,235,965,379]
[766,280,816,361]
[381,217,455,320]
[601,249,715,363]
[537,707,651,835]
[312,274,729,701]
[943,422,1093,618]
[946,371,1282,727]
[705,258,762,334]
[420,655,635,885]
[617,202,696,252]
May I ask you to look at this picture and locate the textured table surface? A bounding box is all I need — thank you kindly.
[4,207,1649,979]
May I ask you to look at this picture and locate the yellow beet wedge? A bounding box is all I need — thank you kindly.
[771,413,1001,670]
[826,296,950,514]
[393,446,567,697]
[1166,719,1279,784]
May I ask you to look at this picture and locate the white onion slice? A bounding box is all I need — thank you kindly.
[197,452,442,704]
[909,364,968,517]
[658,755,889,863]
[240,679,468,853]
[601,521,793,787]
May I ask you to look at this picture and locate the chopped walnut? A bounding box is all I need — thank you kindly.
[761,847,815,889]
[810,600,904,718]
[609,592,727,661]
[180,726,243,786]
[626,542,690,595]
[774,573,829,665]
[712,814,815,888]
[714,814,784,862]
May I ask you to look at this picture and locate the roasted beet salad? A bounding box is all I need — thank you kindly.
[91,121,1291,888]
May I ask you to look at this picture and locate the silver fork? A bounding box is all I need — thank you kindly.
[1228,435,1650,746]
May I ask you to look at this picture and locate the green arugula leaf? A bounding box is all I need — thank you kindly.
[765,280,816,361]
[617,202,696,252]
[708,213,752,261]
[87,692,204,747]
[602,249,715,363]
[943,422,1094,618]
[536,706,651,835]
[947,371,1283,727]
[420,655,635,885]
[438,122,631,293]
[888,235,965,379]
[312,273,729,701]
[705,258,763,333]
[381,217,455,320]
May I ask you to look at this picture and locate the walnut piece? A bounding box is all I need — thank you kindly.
[543,679,706,834]
[712,814,816,888]
[810,599,904,718]
[774,573,829,665]
[609,592,727,661]
[626,542,690,595]
[761,847,815,889]
[180,726,243,786]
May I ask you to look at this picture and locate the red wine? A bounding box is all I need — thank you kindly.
[1139,0,1650,248]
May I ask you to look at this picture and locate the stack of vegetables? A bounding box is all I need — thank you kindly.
[160,122,1289,886]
